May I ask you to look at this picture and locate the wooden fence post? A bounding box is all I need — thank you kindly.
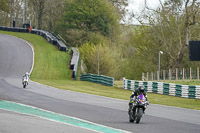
[157,71,159,81]
[147,72,149,81]
[142,73,144,81]
[197,67,199,80]
[151,72,153,81]
[163,70,165,81]
[176,68,178,80]
[183,68,185,80]
[169,69,171,80]
[190,67,192,80]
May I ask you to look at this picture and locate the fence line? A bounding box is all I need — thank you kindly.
[80,74,114,86]
[123,78,200,99]
[143,67,200,81]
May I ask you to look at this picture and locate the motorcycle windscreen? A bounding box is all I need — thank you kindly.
[138,94,144,103]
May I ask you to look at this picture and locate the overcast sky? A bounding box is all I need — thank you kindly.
[126,0,163,24]
[127,0,162,13]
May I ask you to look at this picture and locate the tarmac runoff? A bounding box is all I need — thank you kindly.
[0,100,131,133]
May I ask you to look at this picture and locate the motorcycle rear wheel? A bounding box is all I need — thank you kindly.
[129,111,135,123]
[129,115,134,122]
[23,82,27,88]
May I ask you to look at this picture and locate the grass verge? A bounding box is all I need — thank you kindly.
[1,31,200,110]
[0,31,71,80]
[165,80,200,86]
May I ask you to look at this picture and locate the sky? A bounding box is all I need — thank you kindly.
[127,0,161,13]
[126,0,164,24]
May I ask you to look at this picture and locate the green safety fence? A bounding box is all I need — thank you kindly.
[123,78,200,99]
[134,81,139,90]
[188,86,196,99]
[143,82,148,92]
[163,83,170,95]
[127,80,131,90]
[175,85,182,97]
[152,82,158,94]
[80,74,114,87]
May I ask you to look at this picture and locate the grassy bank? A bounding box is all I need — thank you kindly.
[165,80,200,86]
[1,31,200,110]
[0,31,71,80]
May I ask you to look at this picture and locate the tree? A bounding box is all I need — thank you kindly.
[0,0,9,12]
[59,0,120,46]
[108,0,128,21]
[42,0,64,31]
[175,0,200,66]
[29,0,46,29]
[79,42,120,78]
[136,0,200,68]
[0,0,26,27]
[121,0,200,80]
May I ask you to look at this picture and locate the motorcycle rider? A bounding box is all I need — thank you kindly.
[22,72,30,85]
[128,85,149,115]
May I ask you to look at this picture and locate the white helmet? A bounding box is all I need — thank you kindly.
[26,72,29,75]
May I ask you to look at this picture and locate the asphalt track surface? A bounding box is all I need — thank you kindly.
[0,33,200,133]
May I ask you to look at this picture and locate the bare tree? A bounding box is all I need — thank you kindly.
[29,0,47,29]
[176,0,200,65]
[140,0,200,68]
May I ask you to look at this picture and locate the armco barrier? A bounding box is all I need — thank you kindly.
[0,26,68,52]
[80,74,114,87]
[70,47,79,79]
[123,77,200,99]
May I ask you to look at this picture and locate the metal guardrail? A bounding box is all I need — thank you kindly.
[0,26,68,52]
[80,73,114,87]
[123,78,200,99]
[70,47,79,79]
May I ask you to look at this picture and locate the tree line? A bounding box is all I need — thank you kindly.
[1,0,200,80]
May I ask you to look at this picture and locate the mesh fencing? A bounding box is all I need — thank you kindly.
[143,67,200,81]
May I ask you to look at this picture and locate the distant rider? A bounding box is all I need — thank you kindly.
[22,72,30,84]
[128,86,149,114]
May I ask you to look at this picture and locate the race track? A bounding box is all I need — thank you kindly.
[0,33,200,133]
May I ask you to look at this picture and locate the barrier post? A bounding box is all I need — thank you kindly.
[147,72,149,81]
[157,71,159,81]
[163,70,165,81]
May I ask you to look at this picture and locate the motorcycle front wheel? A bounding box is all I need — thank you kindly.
[136,108,143,124]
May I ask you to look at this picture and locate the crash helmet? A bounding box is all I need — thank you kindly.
[25,72,29,75]
[138,85,145,93]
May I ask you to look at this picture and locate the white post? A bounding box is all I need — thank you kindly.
[158,51,163,81]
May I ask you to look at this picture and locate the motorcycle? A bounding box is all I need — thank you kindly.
[22,76,28,88]
[129,94,148,124]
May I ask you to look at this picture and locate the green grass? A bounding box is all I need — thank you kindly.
[0,31,71,80]
[165,80,200,86]
[1,31,200,110]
